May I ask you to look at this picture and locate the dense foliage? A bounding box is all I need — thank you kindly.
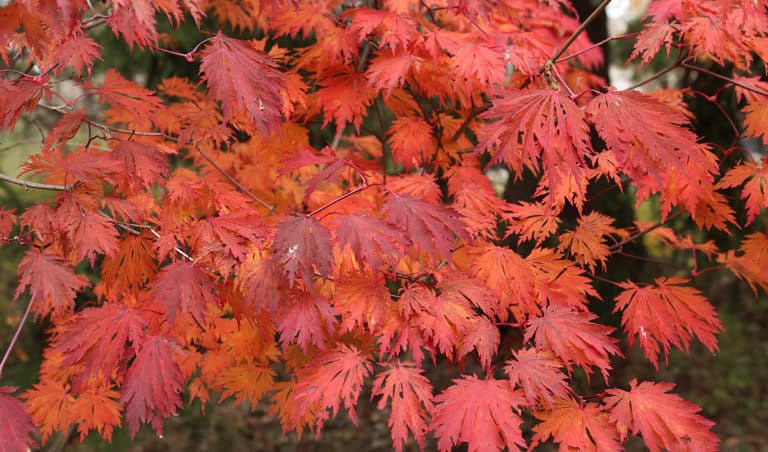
[1,0,767,450]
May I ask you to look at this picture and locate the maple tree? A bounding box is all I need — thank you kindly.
[0,0,767,450]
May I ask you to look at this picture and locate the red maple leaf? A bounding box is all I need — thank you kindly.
[120,335,184,437]
[86,69,162,124]
[53,304,149,390]
[152,261,219,325]
[525,306,621,382]
[111,140,170,189]
[615,276,723,368]
[14,248,90,319]
[276,291,338,353]
[456,315,500,369]
[431,376,526,451]
[0,386,38,451]
[382,193,467,260]
[346,7,419,53]
[200,32,285,135]
[718,156,768,225]
[586,90,698,203]
[372,361,435,452]
[314,66,376,132]
[365,49,421,94]
[272,215,334,287]
[42,109,86,152]
[478,89,593,209]
[192,210,267,263]
[51,30,102,77]
[293,344,372,432]
[532,398,621,451]
[332,212,409,272]
[65,211,120,266]
[504,348,571,407]
[605,379,719,452]
[0,207,17,240]
[387,115,436,169]
[0,76,49,132]
[630,22,676,65]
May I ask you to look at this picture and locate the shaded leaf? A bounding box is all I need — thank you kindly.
[200,32,285,135]
[0,386,38,451]
[120,335,184,437]
[152,261,219,325]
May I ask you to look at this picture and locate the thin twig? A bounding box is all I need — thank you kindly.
[0,172,72,191]
[0,294,35,379]
[682,63,768,97]
[549,0,613,64]
[625,56,685,91]
[100,210,195,261]
[556,32,640,63]
[609,211,682,253]
[146,228,194,261]
[195,145,275,212]
[450,102,492,143]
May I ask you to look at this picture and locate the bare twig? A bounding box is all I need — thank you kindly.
[556,32,640,63]
[99,210,195,261]
[625,56,685,91]
[0,294,35,379]
[682,62,768,97]
[549,0,613,65]
[609,210,682,253]
[0,172,72,191]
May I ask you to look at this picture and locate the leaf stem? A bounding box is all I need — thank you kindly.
[549,0,612,64]
[195,145,275,213]
[307,184,378,217]
[0,294,35,379]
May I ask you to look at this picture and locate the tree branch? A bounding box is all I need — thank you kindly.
[0,172,72,191]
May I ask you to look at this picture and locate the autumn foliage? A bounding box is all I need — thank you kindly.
[1,0,768,450]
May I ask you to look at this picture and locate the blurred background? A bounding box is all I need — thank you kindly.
[1,0,766,450]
